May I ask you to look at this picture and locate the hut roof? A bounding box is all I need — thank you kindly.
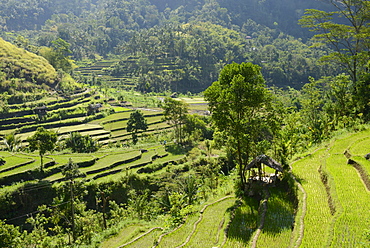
[245,154,283,172]
[34,105,47,110]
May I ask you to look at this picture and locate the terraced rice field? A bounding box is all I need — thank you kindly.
[101,128,370,248]
[291,128,370,247]
[100,224,152,248]
[106,196,237,248]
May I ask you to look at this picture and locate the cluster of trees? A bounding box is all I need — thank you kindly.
[161,97,212,144]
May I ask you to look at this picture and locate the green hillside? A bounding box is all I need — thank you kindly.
[0,38,58,92]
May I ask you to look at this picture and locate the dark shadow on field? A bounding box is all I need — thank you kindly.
[261,188,295,235]
[292,173,306,185]
[165,144,192,155]
[226,197,259,244]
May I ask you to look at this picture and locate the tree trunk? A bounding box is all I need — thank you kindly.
[40,152,44,171]
[237,138,244,185]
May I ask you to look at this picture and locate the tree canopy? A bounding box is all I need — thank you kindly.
[27,127,57,170]
[161,97,189,144]
[126,110,148,144]
[299,0,370,84]
[204,62,278,186]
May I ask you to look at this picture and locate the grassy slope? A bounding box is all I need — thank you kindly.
[325,130,370,246]
[290,128,370,247]
[291,149,333,247]
[0,38,57,86]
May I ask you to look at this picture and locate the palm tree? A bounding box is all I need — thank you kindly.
[2,132,21,152]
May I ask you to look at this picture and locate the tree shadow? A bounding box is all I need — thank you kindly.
[165,144,192,155]
[226,197,259,245]
[261,188,295,235]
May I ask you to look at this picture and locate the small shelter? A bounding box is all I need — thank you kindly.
[245,154,283,184]
[34,105,48,116]
[87,103,102,115]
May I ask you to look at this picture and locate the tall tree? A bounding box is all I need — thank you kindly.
[126,110,148,144]
[27,127,57,170]
[204,62,277,187]
[299,0,370,85]
[161,97,188,144]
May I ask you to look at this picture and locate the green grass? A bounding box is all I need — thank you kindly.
[111,122,171,139]
[79,151,141,173]
[54,123,104,134]
[0,155,35,173]
[125,228,162,248]
[255,188,295,248]
[325,131,370,246]
[329,129,370,155]
[186,197,236,247]
[48,154,95,167]
[93,111,133,125]
[93,150,157,182]
[348,136,370,156]
[157,214,199,248]
[45,151,141,182]
[291,149,333,247]
[224,198,259,248]
[105,115,164,132]
[325,154,370,246]
[0,151,12,157]
[351,156,370,178]
[100,224,149,248]
[0,155,53,178]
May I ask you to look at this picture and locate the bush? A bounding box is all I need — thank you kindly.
[64,132,100,153]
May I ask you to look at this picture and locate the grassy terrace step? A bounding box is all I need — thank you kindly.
[348,136,370,156]
[1,116,89,136]
[45,150,141,182]
[125,228,163,248]
[93,150,158,182]
[325,130,370,246]
[100,223,154,248]
[351,156,370,179]
[185,197,236,247]
[224,199,259,248]
[255,188,295,248]
[16,124,104,145]
[111,123,171,140]
[81,150,141,174]
[157,214,199,248]
[0,155,35,174]
[105,115,164,132]
[54,124,104,134]
[48,154,96,168]
[101,111,163,126]
[0,155,54,186]
[0,154,52,177]
[291,149,333,247]
[93,111,133,125]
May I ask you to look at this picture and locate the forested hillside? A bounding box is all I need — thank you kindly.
[0,0,339,92]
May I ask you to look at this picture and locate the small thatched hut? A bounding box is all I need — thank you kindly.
[245,154,283,183]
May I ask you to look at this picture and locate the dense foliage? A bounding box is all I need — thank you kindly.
[0,0,341,92]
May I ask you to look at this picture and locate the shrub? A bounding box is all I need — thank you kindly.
[64,132,100,153]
